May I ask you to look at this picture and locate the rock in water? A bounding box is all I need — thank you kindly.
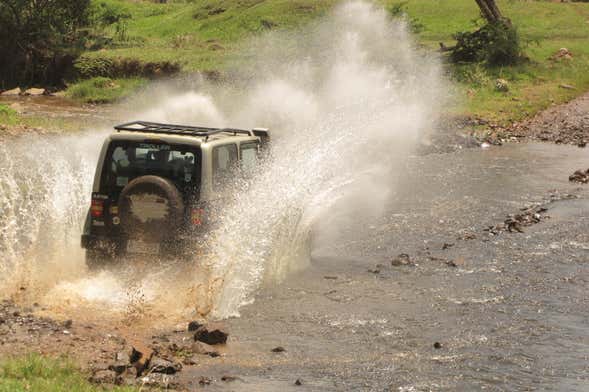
[391,253,412,266]
[193,324,228,345]
[188,320,202,331]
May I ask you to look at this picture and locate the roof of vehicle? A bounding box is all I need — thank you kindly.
[109,121,265,147]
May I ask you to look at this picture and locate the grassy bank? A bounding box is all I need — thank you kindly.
[38,0,589,124]
[0,354,135,392]
[389,0,589,123]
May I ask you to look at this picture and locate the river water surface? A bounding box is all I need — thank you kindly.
[188,142,589,391]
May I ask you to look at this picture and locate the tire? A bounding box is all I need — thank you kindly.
[118,175,185,242]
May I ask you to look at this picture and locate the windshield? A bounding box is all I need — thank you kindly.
[101,141,201,197]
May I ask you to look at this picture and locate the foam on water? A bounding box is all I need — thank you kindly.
[0,1,446,322]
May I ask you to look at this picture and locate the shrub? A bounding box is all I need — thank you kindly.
[451,22,522,66]
[74,56,180,78]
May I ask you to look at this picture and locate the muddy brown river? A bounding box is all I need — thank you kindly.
[181,142,588,391]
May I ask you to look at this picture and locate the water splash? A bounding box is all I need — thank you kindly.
[0,1,446,322]
[204,0,446,317]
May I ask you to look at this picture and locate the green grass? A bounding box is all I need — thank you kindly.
[0,354,136,392]
[379,0,589,123]
[74,0,589,121]
[0,103,18,125]
[66,76,147,103]
[84,0,337,71]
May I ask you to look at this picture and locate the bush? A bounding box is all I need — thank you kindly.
[451,22,522,66]
[74,56,115,78]
[74,55,180,78]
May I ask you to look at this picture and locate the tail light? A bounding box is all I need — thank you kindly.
[191,208,205,226]
[91,198,104,218]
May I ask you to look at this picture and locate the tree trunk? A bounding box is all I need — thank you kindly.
[475,0,503,23]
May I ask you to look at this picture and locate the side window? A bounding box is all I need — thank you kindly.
[213,144,238,190]
[240,143,259,174]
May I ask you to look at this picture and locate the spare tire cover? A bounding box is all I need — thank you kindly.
[118,175,184,241]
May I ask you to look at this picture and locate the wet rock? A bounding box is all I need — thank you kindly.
[192,341,220,357]
[193,324,228,345]
[295,379,303,386]
[90,369,117,384]
[140,373,179,388]
[391,253,412,266]
[486,204,549,235]
[129,346,153,375]
[323,276,338,280]
[442,242,454,250]
[433,342,442,349]
[1,87,21,96]
[222,375,239,382]
[445,260,458,268]
[188,320,202,332]
[199,376,212,385]
[569,169,589,184]
[271,346,286,353]
[63,319,73,329]
[149,357,182,374]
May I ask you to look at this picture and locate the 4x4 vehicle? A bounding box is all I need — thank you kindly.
[81,121,269,267]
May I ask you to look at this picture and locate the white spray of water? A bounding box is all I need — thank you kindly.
[0,1,446,322]
[202,1,446,317]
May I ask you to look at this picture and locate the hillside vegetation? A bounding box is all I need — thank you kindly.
[2,0,587,125]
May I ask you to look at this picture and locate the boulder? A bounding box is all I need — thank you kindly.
[1,87,21,96]
[193,324,228,345]
[23,88,46,96]
[149,357,182,374]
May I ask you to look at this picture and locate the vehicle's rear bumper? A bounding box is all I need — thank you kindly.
[81,234,119,251]
[81,234,192,257]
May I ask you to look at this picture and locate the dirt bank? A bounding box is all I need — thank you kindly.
[508,91,589,146]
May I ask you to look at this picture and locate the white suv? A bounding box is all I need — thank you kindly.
[81,121,269,267]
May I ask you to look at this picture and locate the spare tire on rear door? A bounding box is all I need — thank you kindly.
[118,175,184,242]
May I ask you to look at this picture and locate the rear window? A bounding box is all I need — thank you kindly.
[101,141,201,196]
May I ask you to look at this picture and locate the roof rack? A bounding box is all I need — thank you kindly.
[114,121,253,141]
